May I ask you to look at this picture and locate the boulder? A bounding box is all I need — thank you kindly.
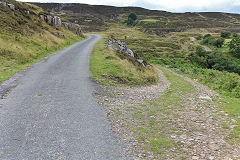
[46,15,53,25]
[108,39,134,57]
[8,4,15,10]
[108,38,152,68]
[76,27,82,35]
[53,16,62,29]
[25,10,30,14]
[39,15,45,21]
[62,22,82,35]
[137,59,144,63]
[199,96,212,101]
[0,1,7,7]
[69,23,80,31]
[62,22,70,30]
[126,49,134,57]
[137,59,145,67]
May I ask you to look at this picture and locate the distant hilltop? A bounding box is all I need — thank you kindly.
[32,2,240,34]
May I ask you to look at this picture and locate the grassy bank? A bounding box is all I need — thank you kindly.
[0,0,85,82]
[0,31,83,82]
[89,34,158,86]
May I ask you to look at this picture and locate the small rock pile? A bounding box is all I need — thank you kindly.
[108,39,151,68]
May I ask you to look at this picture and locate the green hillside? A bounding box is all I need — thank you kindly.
[0,0,84,82]
[32,3,240,33]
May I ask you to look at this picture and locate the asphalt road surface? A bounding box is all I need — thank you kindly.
[0,35,131,160]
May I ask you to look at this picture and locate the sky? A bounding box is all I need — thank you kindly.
[18,0,240,13]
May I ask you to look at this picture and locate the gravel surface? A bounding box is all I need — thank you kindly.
[93,69,171,159]
[94,67,240,159]
[0,35,132,160]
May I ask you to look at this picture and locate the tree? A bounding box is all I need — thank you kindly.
[221,31,231,38]
[128,12,137,21]
[229,37,240,57]
[124,12,138,26]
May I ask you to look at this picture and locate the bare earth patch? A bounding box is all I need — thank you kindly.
[93,67,240,160]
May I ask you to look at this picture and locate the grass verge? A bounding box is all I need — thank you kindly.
[0,31,84,82]
[89,34,158,86]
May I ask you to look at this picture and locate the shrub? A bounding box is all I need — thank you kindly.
[151,57,240,98]
[229,36,240,57]
[221,31,231,38]
[203,34,212,39]
[202,35,215,45]
[233,33,238,37]
[196,35,203,40]
[213,38,224,48]
[196,46,207,57]
[128,12,137,21]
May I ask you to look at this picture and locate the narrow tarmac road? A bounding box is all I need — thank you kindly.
[0,35,131,160]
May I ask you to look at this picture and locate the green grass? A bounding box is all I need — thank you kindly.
[219,96,240,139]
[0,32,83,82]
[139,19,159,22]
[90,19,240,152]
[0,0,85,82]
[89,34,158,86]
[224,38,232,45]
[126,67,196,158]
[159,64,240,139]
[122,66,239,158]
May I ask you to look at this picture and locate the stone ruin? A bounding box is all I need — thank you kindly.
[108,39,152,68]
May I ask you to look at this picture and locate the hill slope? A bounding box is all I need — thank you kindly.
[32,3,240,33]
[0,0,84,82]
